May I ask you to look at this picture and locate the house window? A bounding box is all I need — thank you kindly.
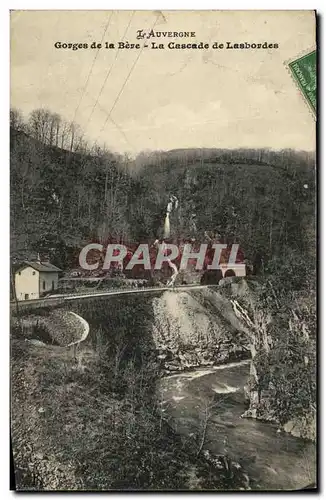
[32,271,36,275]
[18,271,21,275]
[43,280,46,290]
[52,281,55,290]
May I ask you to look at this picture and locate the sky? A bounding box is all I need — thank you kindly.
[10,10,316,155]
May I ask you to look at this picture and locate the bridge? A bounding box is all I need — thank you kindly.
[11,284,216,312]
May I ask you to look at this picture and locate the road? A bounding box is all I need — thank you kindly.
[11,284,216,311]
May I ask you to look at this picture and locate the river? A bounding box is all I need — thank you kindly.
[159,360,316,491]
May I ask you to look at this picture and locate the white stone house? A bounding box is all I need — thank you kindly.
[14,260,62,301]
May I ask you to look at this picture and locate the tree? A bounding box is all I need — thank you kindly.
[28,108,52,143]
[10,108,25,131]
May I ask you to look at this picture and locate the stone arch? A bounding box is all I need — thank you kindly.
[224,269,236,278]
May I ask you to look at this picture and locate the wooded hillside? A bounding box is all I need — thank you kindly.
[10,108,315,274]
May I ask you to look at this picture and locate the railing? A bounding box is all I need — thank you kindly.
[10,283,218,312]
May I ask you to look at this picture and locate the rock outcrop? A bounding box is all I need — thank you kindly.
[152,288,249,373]
[219,278,316,442]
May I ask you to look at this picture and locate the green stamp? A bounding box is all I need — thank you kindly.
[288,50,316,115]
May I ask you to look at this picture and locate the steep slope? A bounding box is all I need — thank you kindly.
[11,127,315,272]
[11,287,251,491]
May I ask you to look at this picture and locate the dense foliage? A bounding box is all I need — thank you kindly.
[11,108,315,276]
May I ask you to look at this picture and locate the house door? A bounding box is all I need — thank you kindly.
[24,293,29,300]
[52,280,55,291]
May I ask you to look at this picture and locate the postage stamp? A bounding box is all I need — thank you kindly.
[288,50,317,116]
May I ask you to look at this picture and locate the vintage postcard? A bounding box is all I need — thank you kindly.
[10,10,317,491]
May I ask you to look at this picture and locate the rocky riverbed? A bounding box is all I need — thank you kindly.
[159,361,316,491]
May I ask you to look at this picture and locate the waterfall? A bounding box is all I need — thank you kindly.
[164,213,170,238]
[160,195,179,285]
[164,195,178,239]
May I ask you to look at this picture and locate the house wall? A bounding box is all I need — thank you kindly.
[39,272,59,296]
[15,267,40,301]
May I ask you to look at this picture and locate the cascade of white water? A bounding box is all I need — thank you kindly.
[161,195,179,285]
[164,195,178,239]
[164,213,170,238]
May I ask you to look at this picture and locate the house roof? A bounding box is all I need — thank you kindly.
[16,261,62,273]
